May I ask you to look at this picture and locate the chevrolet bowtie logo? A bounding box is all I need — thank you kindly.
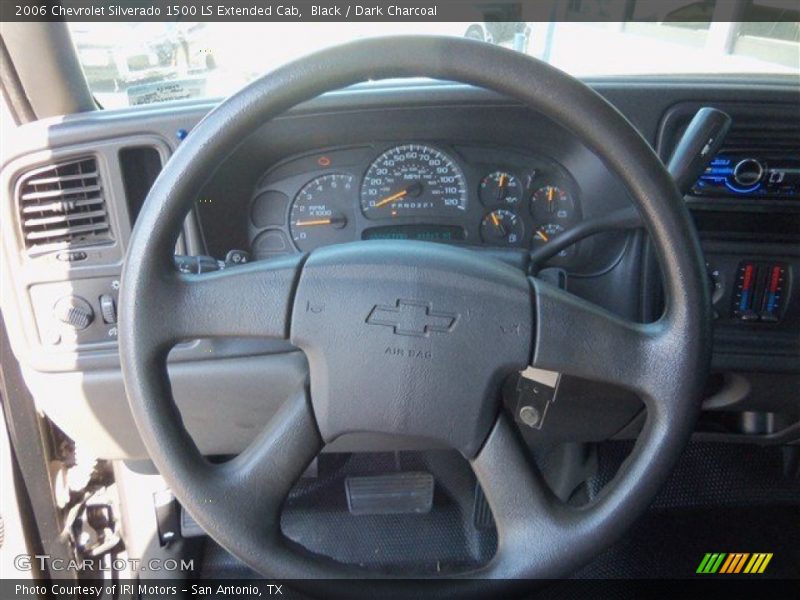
[366,300,458,337]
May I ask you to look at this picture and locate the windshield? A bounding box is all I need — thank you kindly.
[69,16,799,109]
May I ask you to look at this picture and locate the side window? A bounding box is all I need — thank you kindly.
[736,1,800,68]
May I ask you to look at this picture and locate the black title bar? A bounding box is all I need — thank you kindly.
[2,0,797,23]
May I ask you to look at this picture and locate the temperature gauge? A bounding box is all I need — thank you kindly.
[479,171,523,206]
[531,184,574,222]
[480,209,524,247]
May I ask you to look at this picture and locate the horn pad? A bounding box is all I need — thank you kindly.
[291,241,532,457]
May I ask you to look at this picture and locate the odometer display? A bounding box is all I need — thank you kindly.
[362,224,465,243]
[360,144,467,219]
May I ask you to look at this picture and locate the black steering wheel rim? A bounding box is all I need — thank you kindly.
[119,36,711,596]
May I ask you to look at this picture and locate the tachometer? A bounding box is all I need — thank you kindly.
[289,173,356,251]
[360,144,467,219]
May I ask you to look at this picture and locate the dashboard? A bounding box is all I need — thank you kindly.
[2,78,799,460]
[248,143,581,262]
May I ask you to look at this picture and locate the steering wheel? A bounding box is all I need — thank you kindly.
[119,37,710,595]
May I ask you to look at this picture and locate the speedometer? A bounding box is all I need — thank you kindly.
[360,144,467,219]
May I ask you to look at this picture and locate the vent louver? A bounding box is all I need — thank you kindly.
[17,157,112,253]
[722,113,800,153]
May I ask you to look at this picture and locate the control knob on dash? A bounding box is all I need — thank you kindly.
[53,296,94,330]
[99,294,117,324]
[733,158,764,187]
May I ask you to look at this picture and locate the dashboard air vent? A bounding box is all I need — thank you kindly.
[17,157,112,253]
[721,114,800,152]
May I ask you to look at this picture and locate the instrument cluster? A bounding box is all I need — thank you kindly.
[249,143,582,262]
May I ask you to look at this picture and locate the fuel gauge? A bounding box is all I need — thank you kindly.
[480,209,525,247]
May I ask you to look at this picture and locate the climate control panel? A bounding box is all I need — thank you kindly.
[30,276,120,349]
[705,253,794,327]
[732,261,787,323]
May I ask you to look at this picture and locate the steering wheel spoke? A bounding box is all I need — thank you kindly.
[470,413,566,577]
[198,388,322,541]
[471,401,687,579]
[530,277,668,400]
[159,255,303,344]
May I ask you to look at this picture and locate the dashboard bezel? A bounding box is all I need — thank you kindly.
[248,141,584,262]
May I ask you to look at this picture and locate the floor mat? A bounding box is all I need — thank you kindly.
[200,442,800,582]
[589,441,800,509]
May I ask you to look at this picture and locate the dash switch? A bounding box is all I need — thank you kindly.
[99,294,117,324]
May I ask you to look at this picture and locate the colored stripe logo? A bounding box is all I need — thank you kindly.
[697,553,773,574]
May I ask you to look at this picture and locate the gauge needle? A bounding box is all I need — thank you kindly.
[546,186,557,212]
[295,218,332,227]
[491,212,507,236]
[496,174,507,202]
[374,189,408,208]
[536,230,549,242]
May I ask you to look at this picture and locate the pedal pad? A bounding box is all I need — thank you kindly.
[345,472,434,516]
